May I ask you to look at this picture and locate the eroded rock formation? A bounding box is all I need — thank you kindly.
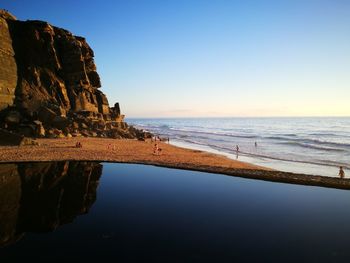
[0,10,17,111]
[0,10,149,140]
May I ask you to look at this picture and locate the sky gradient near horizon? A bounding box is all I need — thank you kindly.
[2,0,350,117]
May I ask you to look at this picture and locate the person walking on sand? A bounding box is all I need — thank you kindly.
[153,143,159,155]
[236,145,239,153]
[339,166,345,178]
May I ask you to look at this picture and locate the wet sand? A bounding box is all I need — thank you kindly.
[0,137,349,190]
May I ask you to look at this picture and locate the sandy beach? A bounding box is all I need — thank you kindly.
[0,137,266,169]
[1,137,350,190]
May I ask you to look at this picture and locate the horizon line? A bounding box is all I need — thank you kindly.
[126,115,350,119]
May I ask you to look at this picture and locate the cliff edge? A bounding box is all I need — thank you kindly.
[0,10,148,140]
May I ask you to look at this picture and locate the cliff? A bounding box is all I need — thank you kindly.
[0,10,149,140]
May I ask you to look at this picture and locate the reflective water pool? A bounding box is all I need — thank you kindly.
[1,162,350,262]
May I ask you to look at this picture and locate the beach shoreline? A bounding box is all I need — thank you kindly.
[0,137,266,169]
[130,117,350,177]
[1,137,350,190]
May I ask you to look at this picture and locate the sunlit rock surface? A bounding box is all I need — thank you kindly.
[0,10,149,140]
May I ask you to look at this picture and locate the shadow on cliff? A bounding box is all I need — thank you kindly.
[0,161,102,247]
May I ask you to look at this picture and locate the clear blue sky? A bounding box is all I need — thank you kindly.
[2,0,350,117]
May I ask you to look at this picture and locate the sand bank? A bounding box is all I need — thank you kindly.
[0,137,349,190]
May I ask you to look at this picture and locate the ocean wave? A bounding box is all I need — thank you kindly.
[308,132,350,139]
[238,151,350,170]
[266,136,350,149]
[278,141,346,152]
[299,139,350,148]
[284,133,297,136]
[181,138,216,148]
[174,138,350,170]
[308,132,338,136]
[168,128,259,139]
[267,136,294,140]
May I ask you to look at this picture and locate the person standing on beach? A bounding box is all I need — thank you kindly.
[339,166,345,178]
[153,143,159,155]
[236,145,239,153]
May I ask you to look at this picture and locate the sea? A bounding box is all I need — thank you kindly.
[128,117,350,177]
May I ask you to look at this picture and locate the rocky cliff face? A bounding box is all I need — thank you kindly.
[0,10,149,139]
[0,10,17,111]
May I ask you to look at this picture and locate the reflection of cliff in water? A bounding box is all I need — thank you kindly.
[0,162,102,247]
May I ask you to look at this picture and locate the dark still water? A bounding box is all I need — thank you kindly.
[2,162,350,262]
